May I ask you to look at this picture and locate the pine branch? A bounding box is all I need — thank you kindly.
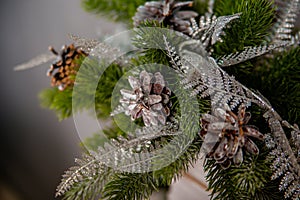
[62,165,111,200]
[56,153,111,198]
[213,0,275,55]
[260,47,300,123]
[81,0,147,23]
[103,172,158,200]
[39,88,73,120]
[205,148,283,200]
[102,135,204,200]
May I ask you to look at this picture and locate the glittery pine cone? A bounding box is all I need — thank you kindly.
[47,44,88,91]
[133,0,198,34]
[200,104,264,168]
[119,70,172,127]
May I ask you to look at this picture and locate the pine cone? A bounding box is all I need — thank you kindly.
[119,70,172,127]
[200,104,264,168]
[47,44,88,91]
[133,0,198,35]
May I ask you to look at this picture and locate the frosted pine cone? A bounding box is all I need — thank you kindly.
[117,70,172,127]
[133,0,198,34]
[47,44,87,91]
[200,104,264,168]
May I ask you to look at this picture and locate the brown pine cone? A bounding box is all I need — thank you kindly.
[47,44,88,91]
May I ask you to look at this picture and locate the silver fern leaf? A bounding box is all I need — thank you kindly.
[264,111,300,200]
[269,0,300,45]
[190,13,241,48]
[164,36,270,110]
[14,53,56,71]
[282,121,300,163]
[217,42,290,67]
[56,122,181,197]
[94,123,182,173]
[68,34,101,54]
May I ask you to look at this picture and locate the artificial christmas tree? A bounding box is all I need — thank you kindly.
[16,0,300,199]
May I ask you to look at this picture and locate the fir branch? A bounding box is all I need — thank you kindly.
[153,135,203,186]
[62,164,111,200]
[39,87,73,120]
[56,153,111,198]
[205,148,283,200]
[193,0,210,15]
[260,47,300,123]
[213,0,275,55]
[103,172,158,200]
[102,135,204,200]
[81,0,147,23]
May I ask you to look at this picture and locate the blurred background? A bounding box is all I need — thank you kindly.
[0,0,121,199]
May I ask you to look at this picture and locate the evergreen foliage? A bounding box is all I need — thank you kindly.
[39,88,73,120]
[35,0,300,199]
[214,0,275,53]
[261,47,300,123]
[82,0,147,23]
[205,146,284,200]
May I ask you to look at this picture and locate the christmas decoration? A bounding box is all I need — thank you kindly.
[16,0,300,199]
[200,104,264,169]
[133,0,198,34]
[112,70,172,126]
[47,44,88,91]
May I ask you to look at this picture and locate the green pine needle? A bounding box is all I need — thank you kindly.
[39,88,73,121]
[205,146,283,200]
[81,0,147,23]
[213,0,275,55]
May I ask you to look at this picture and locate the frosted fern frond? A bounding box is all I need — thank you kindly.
[94,123,182,173]
[14,35,119,71]
[14,53,56,71]
[164,37,270,110]
[282,121,300,163]
[217,42,290,67]
[264,111,300,200]
[55,153,110,197]
[190,13,241,48]
[68,34,100,54]
[68,34,121,60]
[56,123,180,197]
[163,35,194,74]
[269,0,300,45]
